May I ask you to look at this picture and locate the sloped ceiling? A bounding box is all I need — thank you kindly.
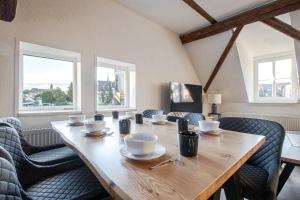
[115,0,300,103]
[115,0,273,34]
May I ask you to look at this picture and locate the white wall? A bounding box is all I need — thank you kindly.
[185,11,300,118]
[0,0,199,128]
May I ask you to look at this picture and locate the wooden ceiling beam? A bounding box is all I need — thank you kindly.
[203,26,243,93]
[0,0,17,22]
[182,0,217,24]
[262,17,300,41]
[180,0,300,44]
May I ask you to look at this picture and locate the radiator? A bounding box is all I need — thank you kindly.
[23,128,64,146]
[222,112,300,131]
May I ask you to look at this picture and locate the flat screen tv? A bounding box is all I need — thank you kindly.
[170,82,202,113]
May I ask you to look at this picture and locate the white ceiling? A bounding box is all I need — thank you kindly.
[237,14,294,57]
[115,0,274,34]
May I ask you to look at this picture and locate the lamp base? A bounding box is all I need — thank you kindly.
[211,103,218,114]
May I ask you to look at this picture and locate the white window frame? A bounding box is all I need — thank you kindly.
[16,41,81,114]
[96,57,136,111]
[253,52,298,103]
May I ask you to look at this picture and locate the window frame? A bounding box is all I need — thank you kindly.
[253,52,298,103]
[16,41,81,114]
[95,57,136,111]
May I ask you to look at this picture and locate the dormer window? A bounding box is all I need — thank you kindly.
[254,52,298,103]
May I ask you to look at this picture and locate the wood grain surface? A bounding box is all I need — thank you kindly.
[52,117,265,200]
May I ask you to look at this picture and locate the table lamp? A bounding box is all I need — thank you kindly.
[207,94,221,114]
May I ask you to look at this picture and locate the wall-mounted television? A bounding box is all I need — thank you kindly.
[170,82,202,113]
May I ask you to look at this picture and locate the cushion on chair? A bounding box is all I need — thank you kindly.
[142,109,164,118]
[183,113,205,125]
[26,166,108,200]
[238,164,268,199]
[28,146,78,165]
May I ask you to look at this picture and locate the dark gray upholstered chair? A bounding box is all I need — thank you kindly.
[183,113,205,125]
[219,117,285,200]
[142,109,164,118]
[0,117,79,165]
[0,128,108,199]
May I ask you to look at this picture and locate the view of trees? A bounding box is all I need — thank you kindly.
[23,82,73,107]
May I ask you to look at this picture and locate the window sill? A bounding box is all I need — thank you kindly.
[17,110,82,117]
[250,99,298,104]
[96,107,137,113]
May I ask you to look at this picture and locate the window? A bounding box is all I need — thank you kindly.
[254,53,298,102]
[17,42,81,113]
[96,57,136,110]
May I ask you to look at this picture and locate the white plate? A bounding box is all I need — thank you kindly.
[120,144,166,161]
[82,127,110,136]
[194,127,223,135]
[152,120,168,125]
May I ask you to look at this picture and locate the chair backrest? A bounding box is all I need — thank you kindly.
[0,146,24,200]
[1,117,32,154]
[142,109,164,118]
[183,113,205,126]
[219,117,285,171]
[0,127,39,187]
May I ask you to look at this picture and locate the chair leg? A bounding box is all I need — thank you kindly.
[223,174,243,200]
[208,189,221,200]
[277,162,295,196]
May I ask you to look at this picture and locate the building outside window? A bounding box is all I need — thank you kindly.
[17,42,81,113]
[254,52,298,102]
[96,57,136,110]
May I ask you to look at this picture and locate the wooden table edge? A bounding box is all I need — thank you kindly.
[51,123,130,200]
[194,134,266,200]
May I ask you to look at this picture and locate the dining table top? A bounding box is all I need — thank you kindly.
[51,117,265,200]
[281,131,300,165]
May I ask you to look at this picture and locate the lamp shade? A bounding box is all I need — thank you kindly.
[207,94,222,104]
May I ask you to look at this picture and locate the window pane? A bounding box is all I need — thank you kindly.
[258,62,273,80]
[275,79,292,97]
[23,55,74,108]
[275,59,292,79]
[258,80,273,97]
[97,67,126,107]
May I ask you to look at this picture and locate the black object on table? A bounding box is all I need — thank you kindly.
[94,114,104,121]
[112,111,119,119]
[176,118,189,133]
[135,114,143,124]
[178,131,198,157]
[119,119,131,134]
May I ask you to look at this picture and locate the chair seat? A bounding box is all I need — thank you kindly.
[28,146,78,165]
[239,164,268,199]
[26,166,108,200]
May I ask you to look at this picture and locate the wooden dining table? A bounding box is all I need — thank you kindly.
[51,117,265,200]
[278,131,300,195]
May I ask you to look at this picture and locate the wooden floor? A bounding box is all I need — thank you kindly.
[220,167,300,200]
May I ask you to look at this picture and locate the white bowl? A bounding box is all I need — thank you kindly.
[152,114,167,123]
[84,120,106,133]
[198,120,220,131]
[68,115,85,124]
[126,112,136,119]
[124,133,158,155]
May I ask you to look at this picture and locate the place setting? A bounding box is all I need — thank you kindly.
[194,120,223,136]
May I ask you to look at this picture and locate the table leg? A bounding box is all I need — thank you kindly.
[277,162,295,196]
[208,189,221,200]
[223,174,242,200]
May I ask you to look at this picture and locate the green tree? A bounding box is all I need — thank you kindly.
[53,87,68,105]
[66,82,73,102]
[35,91,54,104]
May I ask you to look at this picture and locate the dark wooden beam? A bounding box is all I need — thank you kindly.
[0,0,17,22]
[182,0,217,24]
[262,17,300,41]
[180,0,300,44]
[203,26,243,93]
